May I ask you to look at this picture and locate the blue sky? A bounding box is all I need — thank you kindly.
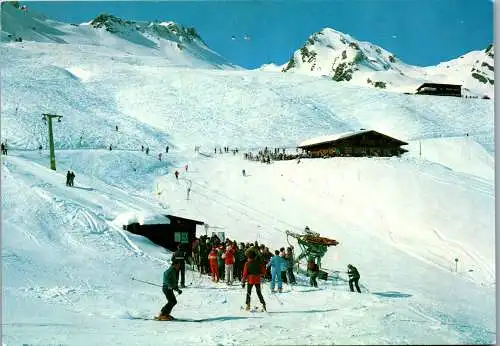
[27,1,493,69]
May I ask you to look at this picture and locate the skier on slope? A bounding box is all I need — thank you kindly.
[279,247,288,285]
[347,264,361,293]
[267,250,287,293]
[158,259,183,321]
[217,245,226,281]
[224,241,237,285]
[307,259,319,288]
[70,171,75,187]
[208,246,219,282]
[241,250,266,311]
[285,247,296,285]
[172,243,188,288]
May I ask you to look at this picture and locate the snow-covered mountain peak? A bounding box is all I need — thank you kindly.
[280,27,493,97]
[1,2,236,69]
[282,27,398,82]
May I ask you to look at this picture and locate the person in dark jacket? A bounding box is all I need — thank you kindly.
[347,264,361,293]
[69,171,75,186]
[66,171,71,186]
[307,259,319,287]
[158,260,182,320]
[172,244,188,288]
[279,247,288,284]
[234,243,246,282]
[241,251,266,311]
[217,246,225,281]
[199,237,210,274]
[285,246,296,284]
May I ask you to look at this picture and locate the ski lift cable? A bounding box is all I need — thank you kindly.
[187,183,270,227]
[189,179,302,231]
[189,179,291,227]
[186,180,295,238]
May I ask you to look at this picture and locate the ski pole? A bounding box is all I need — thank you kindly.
[266,283,284,305]
[131,277,162,287]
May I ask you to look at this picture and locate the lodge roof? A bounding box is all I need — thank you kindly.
[417,83,462,90]
[166,214,204,225]
[297,130,408,149]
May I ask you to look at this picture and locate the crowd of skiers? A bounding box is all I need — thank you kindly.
[214,146,239,155]
[138,144,169,159]
[158,234,362,320]
[191,234,297,289]
[243,146,303,164]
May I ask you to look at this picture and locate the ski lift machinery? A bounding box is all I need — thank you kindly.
[286,226,339,269]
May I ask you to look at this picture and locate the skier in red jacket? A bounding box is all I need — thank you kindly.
[224,242,237,285]
[208,247,219,282]
[241,250,266,311]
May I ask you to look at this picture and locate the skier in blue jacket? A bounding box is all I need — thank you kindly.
[266,250,287,293]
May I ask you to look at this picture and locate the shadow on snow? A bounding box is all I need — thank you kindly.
[267,308,338,315]
[372,291,413,298]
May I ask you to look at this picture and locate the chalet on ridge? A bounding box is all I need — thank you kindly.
[297,130,408,158]
[415,83,462,97]
[123,214,204,253]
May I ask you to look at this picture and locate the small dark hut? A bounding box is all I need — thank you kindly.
[415,83,462,97]
[123,214,204,253]
[297,130,408,158]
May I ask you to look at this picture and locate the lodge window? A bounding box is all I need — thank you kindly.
[174,232,189,243]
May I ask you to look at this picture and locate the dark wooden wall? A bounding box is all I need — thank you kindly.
[305,132,407,158]
[125,222,197,253]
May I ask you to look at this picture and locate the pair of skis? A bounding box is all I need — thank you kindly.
[240,306,267,313]
[129,316,204,322]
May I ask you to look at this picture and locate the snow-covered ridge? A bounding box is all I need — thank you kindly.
[89,13,204,46]
[280,27,494,98]
[0,2,236,69]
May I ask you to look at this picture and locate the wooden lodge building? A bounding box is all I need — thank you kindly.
[415,83,462,97]
[123,214,204,253]
[297,130,408,158]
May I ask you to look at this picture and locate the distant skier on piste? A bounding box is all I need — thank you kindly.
[347,264,361,293]
[157,260,182,321]
[241,249,266,311]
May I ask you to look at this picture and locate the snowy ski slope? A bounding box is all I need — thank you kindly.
[0,3,495,345]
